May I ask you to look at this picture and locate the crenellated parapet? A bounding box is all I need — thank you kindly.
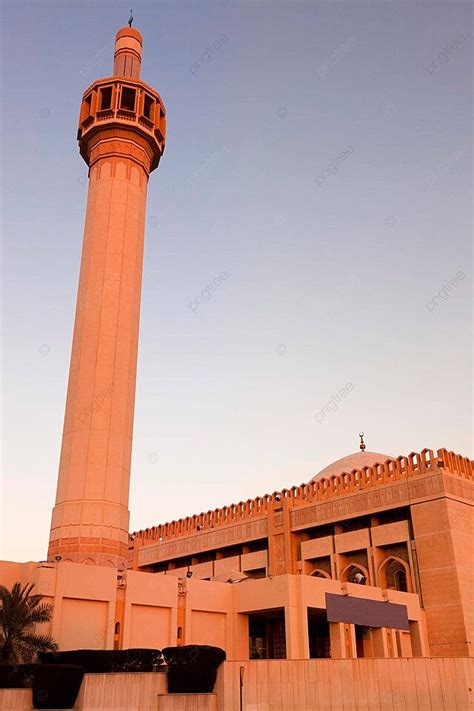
[130,447,473,548]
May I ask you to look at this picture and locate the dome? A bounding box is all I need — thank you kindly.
[310,451,393,482]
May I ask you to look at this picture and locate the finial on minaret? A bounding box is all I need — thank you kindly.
[359,432,366,452]
[128,10,134,27]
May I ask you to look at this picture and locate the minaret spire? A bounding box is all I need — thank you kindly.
[113,23,142,79]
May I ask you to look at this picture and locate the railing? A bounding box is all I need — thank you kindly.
[95,109,114,121]
[130,447,472,547]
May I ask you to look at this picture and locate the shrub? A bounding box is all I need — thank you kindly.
[32,664,84,709]
[39,648,163,673]
[115,648,164,672]
[162,645,226,693]
[0,663,36,688]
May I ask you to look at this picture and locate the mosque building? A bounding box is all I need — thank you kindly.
[1,21,472,709]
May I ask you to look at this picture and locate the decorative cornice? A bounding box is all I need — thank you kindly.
[85,128,154,174]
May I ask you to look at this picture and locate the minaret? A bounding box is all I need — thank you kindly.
[48,25,166,567]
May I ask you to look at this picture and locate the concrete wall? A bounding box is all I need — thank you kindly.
[0,689,31,709]
[0,673,167,711]
[157,694,216,710]
[0,561,429,661]
[412,497,473,656]
[1,660,471,710]
[75,672,167,709]
[231,573,428,660]
[216,658,474,710]
[0,561,180,652]
[123,570,178,649]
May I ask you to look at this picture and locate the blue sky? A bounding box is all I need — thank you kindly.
[1,1,472,561]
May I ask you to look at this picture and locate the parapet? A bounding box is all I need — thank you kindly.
[130,447,473,547]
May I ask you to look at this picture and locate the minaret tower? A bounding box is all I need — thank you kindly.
[48,25,166,567]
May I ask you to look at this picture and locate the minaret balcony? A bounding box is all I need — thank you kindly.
[77,77,166,169]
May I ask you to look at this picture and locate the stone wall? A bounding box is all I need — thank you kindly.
[0,659,472,710]
[215,658,473,710]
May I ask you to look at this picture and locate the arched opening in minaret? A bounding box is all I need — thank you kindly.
[143,94,154,120]
[121,87,136,112]
[100,86,113,111]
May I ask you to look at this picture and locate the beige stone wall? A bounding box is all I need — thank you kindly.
[1,660,471,710]
[75,671,167,709]
[216,658,473,710]
[0,689,31,709]
[158,693,216,710]
[190,611,227,649]
[446,498,474,654]
[59,598,109,650]
[0,561,429,660]
[412,497,472,656]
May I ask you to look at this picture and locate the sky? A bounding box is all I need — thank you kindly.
[1,1,472,562]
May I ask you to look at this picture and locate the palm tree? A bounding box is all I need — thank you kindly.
[0,582,58,663]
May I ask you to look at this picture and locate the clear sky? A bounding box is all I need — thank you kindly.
[1,1,472,562]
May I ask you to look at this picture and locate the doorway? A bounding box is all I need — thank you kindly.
[355,625,373,657]
[249,609,286,659]
[307,608,330,658]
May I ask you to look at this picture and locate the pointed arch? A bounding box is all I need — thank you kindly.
[340,563,369,584]
[378,556,412,592]
[310,568,331,579]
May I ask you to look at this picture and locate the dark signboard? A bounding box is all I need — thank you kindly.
[325,592,409,631]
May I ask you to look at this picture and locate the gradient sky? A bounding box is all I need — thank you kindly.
[1,1,472,562]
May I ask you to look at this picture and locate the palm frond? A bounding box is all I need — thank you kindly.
[19,633,58,653]
[0,581,57,663]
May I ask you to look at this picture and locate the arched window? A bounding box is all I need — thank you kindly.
[394,567,407,592]
[340,564,369,585]
[379,557,411,592]
[310,568,331,579]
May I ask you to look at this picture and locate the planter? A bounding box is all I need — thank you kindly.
[0,664,36,689]
[32,664,84,709]
[162,645,226,693]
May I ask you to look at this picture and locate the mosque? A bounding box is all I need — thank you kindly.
[1,21,472,709]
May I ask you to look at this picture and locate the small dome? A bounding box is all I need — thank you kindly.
[311,451,393,482]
